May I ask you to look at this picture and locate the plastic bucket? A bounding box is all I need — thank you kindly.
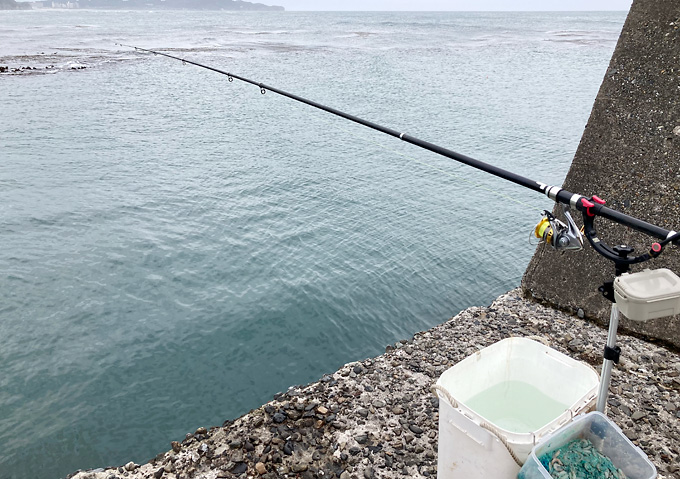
[434,337,599,479]
[519,411,656,479]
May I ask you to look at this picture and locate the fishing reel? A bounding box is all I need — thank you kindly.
[531,205,584,252]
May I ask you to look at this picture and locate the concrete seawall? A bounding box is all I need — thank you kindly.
[522,0,680,347]
[68,292,680,479]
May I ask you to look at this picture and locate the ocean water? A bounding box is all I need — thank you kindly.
[0,10,625,479]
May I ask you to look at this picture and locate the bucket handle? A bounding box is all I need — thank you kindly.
[431,384,524,467]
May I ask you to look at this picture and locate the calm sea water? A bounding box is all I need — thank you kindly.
[0,10,625,479]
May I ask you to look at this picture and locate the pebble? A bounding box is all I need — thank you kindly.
[291,463,308,473]
[632,410,648,420]
[67,289,679,479]
[272,412,286,423]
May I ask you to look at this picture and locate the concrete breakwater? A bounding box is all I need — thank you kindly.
[69,290,680,479]
[523,0,680,348]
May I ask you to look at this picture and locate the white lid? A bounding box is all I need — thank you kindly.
[614,268,680,302]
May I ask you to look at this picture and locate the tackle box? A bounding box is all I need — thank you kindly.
[614,268,680,322]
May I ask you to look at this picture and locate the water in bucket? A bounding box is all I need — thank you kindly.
[464,380,570,433]
[435,337,600,479]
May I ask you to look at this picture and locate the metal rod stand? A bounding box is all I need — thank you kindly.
[596,303,620,413]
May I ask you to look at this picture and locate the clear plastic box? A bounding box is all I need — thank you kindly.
[518,411,656,479]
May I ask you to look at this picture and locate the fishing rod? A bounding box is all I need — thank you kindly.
[123,44,680,417]
[119,44,680,268]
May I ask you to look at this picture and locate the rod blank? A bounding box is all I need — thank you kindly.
[121,44,676,243]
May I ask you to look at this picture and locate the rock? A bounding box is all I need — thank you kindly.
[409,424,424,435]
[291,463,308,473]
[230,462,247,474]
[355,433,368,444]
[171,441,181,453]
[392,406,405,415]
[124,462,137,471]
[364,466,375,479]
[372,400,386,408]
[255,462,267,475]
[195,427,207,435]
[577,308,585,319]
[273,412,286,423]
[154,467,164,479]
[283,441,294,455]
[631,410,647,420]
[357,408,369,418]
[340,472,351,479]
[317,406,329,415]
[673,126,680,136]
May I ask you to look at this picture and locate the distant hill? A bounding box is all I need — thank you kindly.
[0,0,32,9]
[79,0,284,10]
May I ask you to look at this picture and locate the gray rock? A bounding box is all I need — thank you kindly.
[631,410,647,420]
[272,412,286,423]
[291,463,308,473]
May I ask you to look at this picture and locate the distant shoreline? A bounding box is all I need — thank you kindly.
[5,0,284,11]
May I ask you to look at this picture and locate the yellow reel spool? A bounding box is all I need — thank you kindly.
[534,217,553,245]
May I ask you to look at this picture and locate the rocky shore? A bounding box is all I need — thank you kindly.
[69,290,680,479]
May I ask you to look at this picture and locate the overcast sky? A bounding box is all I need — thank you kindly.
[274,0,632,11]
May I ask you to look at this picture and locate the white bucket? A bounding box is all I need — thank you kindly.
[434,337,599,479]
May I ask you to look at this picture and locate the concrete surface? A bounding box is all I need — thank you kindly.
[522,0,680,348]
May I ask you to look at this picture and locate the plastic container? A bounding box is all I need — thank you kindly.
[518,411,657,479]
[435,337,599,479]
[614,268,680,322]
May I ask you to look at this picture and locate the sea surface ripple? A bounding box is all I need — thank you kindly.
[0,10,625,478]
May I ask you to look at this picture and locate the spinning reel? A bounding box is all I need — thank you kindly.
[532,205,584,252]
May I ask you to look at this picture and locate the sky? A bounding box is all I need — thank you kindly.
[274,0,633,11]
